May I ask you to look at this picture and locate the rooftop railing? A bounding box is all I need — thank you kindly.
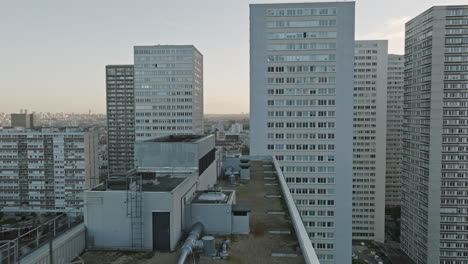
[246,155,320,264]
[0,213,83,264]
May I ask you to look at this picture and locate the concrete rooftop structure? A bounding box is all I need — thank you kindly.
[81,159,318,264]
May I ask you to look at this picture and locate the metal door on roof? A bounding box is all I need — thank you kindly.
[152,211,170,251]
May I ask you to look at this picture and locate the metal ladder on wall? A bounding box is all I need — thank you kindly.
[127,175,143,249]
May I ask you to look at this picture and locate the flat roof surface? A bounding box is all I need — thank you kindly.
[145,135,205,143]
[81,160,304,264]
[91,175,186,192]
[141,176,186,192]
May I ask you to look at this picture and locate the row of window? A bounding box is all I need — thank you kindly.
[267,88,335,95]
[134,49,193,55]
[134,77,193,83]
[284,166,335,173]
[288,177,335,184]
[268,110,335,118]
[268,132,334,140]
[135,91,192,96]
[266,8,336,17]
[267,99,335,106]
[267,54,335,62]
[134,70,192,75]
[135,105,193,110]
[137,84,193,89]
[267,20,336,28]
[135,98,192,103]
[267,76,335,84]
[135,119,193,124]
[134,56,193,62]
[268,42,336,51]
[300,209,335,216]
[268,144,335,151]
[267,65,335,73]
[267,31,336,40]
[267,121,335,129]
[135,126,193,131]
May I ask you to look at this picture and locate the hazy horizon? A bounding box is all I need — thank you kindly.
[1,0,466,114]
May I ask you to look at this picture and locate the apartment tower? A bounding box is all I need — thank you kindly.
[352,40,387,243]
[106,65,135,176]
[250,2,355,263]
[133,45,204,141]
[0,128,98,213]
[402,5,468,264]
[385,54,404,209]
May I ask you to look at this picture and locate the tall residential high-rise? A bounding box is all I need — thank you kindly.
[106,65,135,176]
[0,127,99,213]
[385,54,404,209]
[352,40,387,243]
[133,45,204,141]
[250,3,355,263]
[401,6,468,264]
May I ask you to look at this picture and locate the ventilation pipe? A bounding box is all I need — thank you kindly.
[176,222,205,264]
[220,239,231,259]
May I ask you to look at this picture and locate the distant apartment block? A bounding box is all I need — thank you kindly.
[11,112,34,128]
[385,54,404,209]
[0,127,99,213]
[133,45,204,141]
[352,40,387,243]
[401,6,468,264]
[250,3,355,263]
[106,65,135,176]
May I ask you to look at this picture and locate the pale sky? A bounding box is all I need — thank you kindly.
[0,0,466,114]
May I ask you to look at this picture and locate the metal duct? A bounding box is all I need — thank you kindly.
[176,222,204,264]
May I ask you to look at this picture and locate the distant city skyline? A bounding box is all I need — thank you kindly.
[1,0,466,114]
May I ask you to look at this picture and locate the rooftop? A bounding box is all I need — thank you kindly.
[144,134,206,143]
[91,174,188,193]
[81,160,309,264]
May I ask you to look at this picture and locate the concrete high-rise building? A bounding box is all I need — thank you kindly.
[352,40,387,243]
[250,2,355,263]
[106,65,135,176]
[385,54,404,209]
[401,6,468,264]
[11,111,34,128]
[0,127,99,213]
[133,45,204,141]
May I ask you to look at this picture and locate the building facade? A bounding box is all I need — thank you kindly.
[250,3,355,263]
[352,40,387,243]
[0,128,98,213]
[11,112,34,128]
[385,54,404,209]
[401,6,468,264]
[133,45,204,141]
[106,65,135,176]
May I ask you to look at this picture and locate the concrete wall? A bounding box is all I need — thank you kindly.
[135,135,215,170]
[21,224,85,264]
[198,161,217,190]
[232,215,249,234]
[333,4,355,264]
[135,142,198,168]
[191,203,232,235]
[85,189,177,251]
[223,157,241,172]
[84,173,207,251]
